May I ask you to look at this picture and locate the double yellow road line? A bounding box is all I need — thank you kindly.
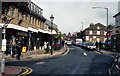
[17,67,33,76]
[62,46,69,56]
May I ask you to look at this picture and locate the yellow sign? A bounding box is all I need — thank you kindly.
[22,46,27,53]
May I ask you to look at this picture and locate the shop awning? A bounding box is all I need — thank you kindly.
[0,23,28,32]
[8,24,28,32]
[39,29,51,34]
[28,27,38,33]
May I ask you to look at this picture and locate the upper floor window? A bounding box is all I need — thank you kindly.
[12,7,15,17]
[97,26,100,29]
[26,14,28,22]
[104,31,107,35]
[30,16,31,24]
[89,31,92,35]
[6,8,9,15]
[35,18,37,26]
[97,31,100,35]
[38,20,39,25]
[86,36,89,41]
[32,17,34,25]
[17,10,20,19]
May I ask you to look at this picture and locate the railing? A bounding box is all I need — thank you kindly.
[109,54,120,76]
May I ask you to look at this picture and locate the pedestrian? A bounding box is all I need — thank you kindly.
[95,41,99,50]
[16,38,22,60]
[99,41,102,50]
[10,35,16,58]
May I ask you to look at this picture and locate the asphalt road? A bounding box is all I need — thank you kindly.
[6,45,114,75]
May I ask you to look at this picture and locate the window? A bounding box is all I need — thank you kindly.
[26,14,28,22]
[6,8,9,15]
[17,10,20,19]
[35,18,37,26]
[104,31,107,35]
[12,7,15,17]
[93,36,96,38]
[38,20,39,25]
[30,16,31,24]
[32,17,34,25]
[86,36,89,41]
[97,26,100,29]
[89,31,92,34]
[97,31,100,35]
[97,38,100,42]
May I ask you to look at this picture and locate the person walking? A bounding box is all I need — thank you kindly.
[95,41,99,51]
[10,36,16,58]
[99,41,102,50]
[16,38,22,60]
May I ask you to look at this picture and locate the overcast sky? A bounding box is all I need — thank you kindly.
[32,0,119,34]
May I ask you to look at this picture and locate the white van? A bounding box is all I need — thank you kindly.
[76,39,82,46]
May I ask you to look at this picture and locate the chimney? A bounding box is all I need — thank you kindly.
[90,23,94,27]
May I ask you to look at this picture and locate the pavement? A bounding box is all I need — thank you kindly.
[95,49,119,57]
[0,46,67,75]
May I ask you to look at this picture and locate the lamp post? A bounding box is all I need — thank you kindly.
[92,7,108,44]
[1,17,14,74]
[50,14,54,55]
[59,31,62,49]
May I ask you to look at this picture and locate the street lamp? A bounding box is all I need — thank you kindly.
[1,17,14,74]
[50,14,54,55]
[92,7,108,44]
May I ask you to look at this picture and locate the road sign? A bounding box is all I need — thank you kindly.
[2,39,6,51]
[106,32,110,37]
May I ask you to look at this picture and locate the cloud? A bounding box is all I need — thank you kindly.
[32,0,118,34]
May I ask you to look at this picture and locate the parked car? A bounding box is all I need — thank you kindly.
[82,42,88,49]
[67,40,72,46]
[86,43,96,50]
[76,39,82,46]
[72,41,76,45]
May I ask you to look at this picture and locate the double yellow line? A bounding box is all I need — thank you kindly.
[62,47,69,56]
[94,51,102,54]
[17,67,33,76]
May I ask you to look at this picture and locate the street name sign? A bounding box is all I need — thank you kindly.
[2,39,6,51]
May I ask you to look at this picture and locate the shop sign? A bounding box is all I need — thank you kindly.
[2,39,6,51]
[22,46,27,53]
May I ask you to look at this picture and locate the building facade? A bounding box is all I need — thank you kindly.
[112,1,120,52]
[83,23,107,43]
[0,1,58,52]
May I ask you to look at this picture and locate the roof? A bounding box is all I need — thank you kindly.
[113,12,120,17]
[84,23,107,31]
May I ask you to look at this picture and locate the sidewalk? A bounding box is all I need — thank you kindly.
[5,46,67,62]
[96,49,119,56]
[0,46,67,75]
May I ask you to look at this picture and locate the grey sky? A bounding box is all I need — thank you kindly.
[32,0,119,34]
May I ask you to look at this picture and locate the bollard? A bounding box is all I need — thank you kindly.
[1,58,5,74]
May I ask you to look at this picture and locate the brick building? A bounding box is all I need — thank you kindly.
[83,23,107,43]
[0,1,58,52]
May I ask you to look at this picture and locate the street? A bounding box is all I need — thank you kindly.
[6,45,113,75]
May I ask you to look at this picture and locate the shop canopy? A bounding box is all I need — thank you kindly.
[0,23,56,35]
